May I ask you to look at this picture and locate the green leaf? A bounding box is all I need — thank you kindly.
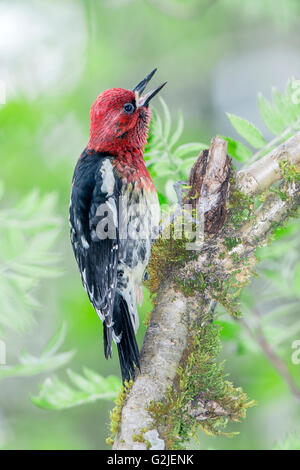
[257,93,285,135]
[31,369,121,410]
[145,100,208,201]
[273,432,300,450]
[41,322,67,358]
[169,110,184,148]
[222,136,252,162]
[293,263,300,295]
[0,351,75,380]
[151,159,174,176]
[215,320,242,341]
[173,142,207,160]
[273,220,299,240]
[0,326,75,380]
[159,97,172,141]
[286,77,300,118]
[178,156,198,174]
[226,113,266,149]
[165,179,177,203]
[272,87,298,126]
[0,191,62,334]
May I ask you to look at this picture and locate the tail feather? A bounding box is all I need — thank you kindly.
[102,292,140,382]
[113,292,140,383]
[103,324,112,359]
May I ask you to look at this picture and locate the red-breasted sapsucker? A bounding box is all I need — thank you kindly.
[69,69,166,382]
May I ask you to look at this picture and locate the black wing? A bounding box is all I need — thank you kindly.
[69,150,120,358]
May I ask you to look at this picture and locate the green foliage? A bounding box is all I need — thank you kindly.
[228,183,255,230]
[145,98,207,201]
[214,217,300,412]
[32,367,121,410]
[0,188,62,334]
[267,82,298,132]
[273,432,300,450]
[219,84,300,408]
[257,93,286,135]
[226,78,300,163]
[146,78,300,205]
[145,79,300,196]
[226,113,266,149]
[246,218,300,349]
[0,323,74,380]
[221,136,252,162]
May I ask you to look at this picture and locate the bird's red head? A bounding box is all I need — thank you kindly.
[87,69,166,158]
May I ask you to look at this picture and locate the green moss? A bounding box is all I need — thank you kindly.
[132,433,145,443]
[259,164,300,240]
[106,380,133,446]
[176,272,206,297]
[212,273,244,318]
[279,159,300,183]
[224,236,242,250]
[145,224,197,295]
[132,428,152,449]
[259,161,300,204]
[143,309,153,327]
[228,184,255,230]
[231,252,241,264]
[269,186,288,201]
[148,322,254,449]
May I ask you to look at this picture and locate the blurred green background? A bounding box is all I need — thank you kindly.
[0,0,300,450]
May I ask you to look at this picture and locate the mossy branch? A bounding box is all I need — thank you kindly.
[237,131,300,195]
[112,134,300,450]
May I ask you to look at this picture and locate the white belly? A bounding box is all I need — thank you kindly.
[117,186,160,332]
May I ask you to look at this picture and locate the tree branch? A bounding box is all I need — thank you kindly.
[237,131,300,195]
[113,133,300,450]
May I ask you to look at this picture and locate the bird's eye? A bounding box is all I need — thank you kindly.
[123,102,135,114]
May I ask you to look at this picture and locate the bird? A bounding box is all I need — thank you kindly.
[69,69,166,382]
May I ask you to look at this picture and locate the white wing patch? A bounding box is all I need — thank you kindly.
[100,159,115,196]
[81,235,89,249]
[106,196,118,227]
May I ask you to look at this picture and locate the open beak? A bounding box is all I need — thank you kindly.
[132,68,167,107]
